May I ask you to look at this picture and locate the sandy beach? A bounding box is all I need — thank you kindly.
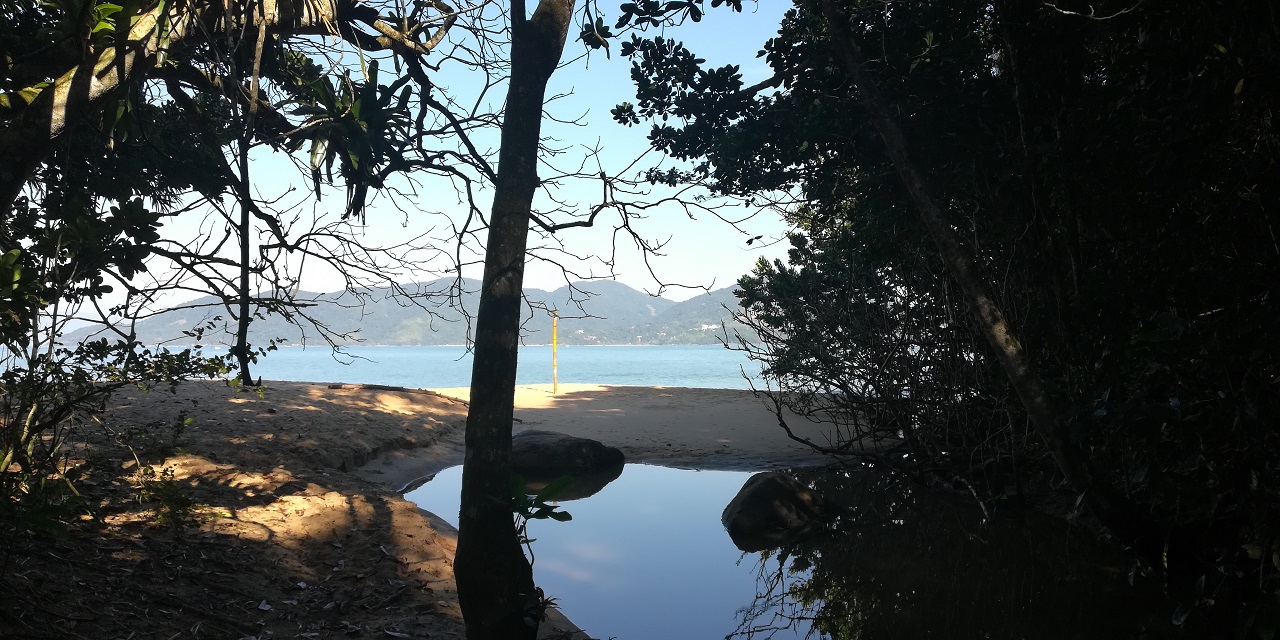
[5,380,838,639]
[363,383,836,491]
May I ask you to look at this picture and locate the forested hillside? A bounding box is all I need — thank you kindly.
[65,279,750,346]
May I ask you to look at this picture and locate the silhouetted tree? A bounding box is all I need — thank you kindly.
[618,0,1280,629]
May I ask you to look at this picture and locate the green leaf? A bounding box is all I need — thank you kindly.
[2,249,22,291]
[314,79,336,108]
[91,3,123,32]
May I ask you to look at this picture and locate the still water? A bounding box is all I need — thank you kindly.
[411,464,1169,640]
[256,344,760,389]
[407,464,808,640]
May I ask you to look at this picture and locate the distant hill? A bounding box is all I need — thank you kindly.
[67,278,754,347]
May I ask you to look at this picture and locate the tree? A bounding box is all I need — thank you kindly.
[5,0,573,394]
[814,0,1141,539]
[0,0,464,213]
[619,0,1280,627]
[453,1,575,637]
[733,211,1002,470]
[0,111,227,532]
[0,0,469,557]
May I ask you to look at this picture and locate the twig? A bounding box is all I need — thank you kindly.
[1,582,100,623]
[367,586,407,610]
[1043,1,1142,20]
[953,475,992,522]
[133,585,261,634]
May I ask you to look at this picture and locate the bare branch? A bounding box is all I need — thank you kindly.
[1042,1,1142,20]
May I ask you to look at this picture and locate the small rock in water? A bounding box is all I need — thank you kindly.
[722,471,827,552]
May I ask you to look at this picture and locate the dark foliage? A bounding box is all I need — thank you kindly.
[736,467,1175,639]
[619,0,1280,632]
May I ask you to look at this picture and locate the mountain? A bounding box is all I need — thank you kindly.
[67,279,754,347]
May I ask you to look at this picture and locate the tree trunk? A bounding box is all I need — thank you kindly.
[453,2,574,640]
[233,213,255,386]
[0,0,343,216]
[234,137,256,387]
[816,0,1145,544]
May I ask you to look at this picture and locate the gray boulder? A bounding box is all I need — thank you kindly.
[510,430,625,500]
[722,471,826,552]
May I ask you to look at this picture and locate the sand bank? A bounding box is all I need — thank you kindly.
[359,383,836,491]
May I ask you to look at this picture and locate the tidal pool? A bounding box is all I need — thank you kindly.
[408,463,1177,639]
[406,464,809,640]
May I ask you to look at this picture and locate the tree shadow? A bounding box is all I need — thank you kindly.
[2,380,472,639]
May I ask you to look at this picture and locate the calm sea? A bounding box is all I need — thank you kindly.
[254,344,762,389]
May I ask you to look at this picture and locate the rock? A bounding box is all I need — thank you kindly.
[510,430,625,501]
[510,430,624,475]
[721,471,826,552]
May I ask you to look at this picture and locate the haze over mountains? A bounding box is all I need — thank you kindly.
[75,278,753,348]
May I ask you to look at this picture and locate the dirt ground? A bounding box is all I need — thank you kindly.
[2,381,480,640]
[1,380,836,640]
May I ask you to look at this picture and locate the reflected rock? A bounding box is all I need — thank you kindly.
[722,471,826,552]
[521,463,625,501]
[511,430,625,499]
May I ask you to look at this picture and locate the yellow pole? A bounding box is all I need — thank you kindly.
[552,311,559,395]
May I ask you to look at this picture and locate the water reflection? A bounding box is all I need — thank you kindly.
[408,464,811,640]
[408,463,1169,639]
[520,462,625,501]
[732,468,1172,639]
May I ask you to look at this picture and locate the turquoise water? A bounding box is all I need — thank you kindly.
[255,344,761,389]
[408,464,809,640]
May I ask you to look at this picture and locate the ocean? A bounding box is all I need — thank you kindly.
[253,344,763,389]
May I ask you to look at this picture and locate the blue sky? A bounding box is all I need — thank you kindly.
[524,1,795,299]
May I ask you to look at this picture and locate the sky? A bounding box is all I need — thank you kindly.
[522,2,796,300]
[152,2,796,306]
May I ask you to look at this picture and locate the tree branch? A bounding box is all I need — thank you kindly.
[0,0,462,217]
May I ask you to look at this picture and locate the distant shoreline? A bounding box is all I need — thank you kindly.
[158,342,736,349]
